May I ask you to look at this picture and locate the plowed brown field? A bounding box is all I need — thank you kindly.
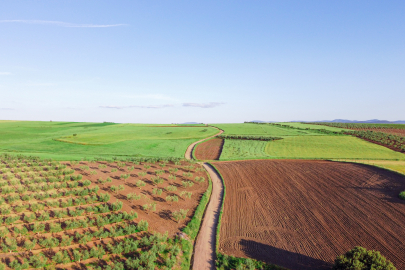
[194,138,224,160]
[213,160,405,270]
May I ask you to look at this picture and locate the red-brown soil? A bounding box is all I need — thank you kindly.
[353,128,405,137]
[65,160,209,235]
[213,159,405,270]
[194,138,224,160]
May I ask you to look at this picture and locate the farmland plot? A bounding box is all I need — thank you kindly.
[213,159,405,270]
[265,136,405,160]
[0,154,208,269]
[211,123,319,137]
[194,138,224,160]
[0,121,218,160]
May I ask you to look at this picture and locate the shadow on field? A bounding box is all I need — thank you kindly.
[343,162,405,205]
[239,239,332,270]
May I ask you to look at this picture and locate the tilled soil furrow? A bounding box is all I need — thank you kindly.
[214,159,405,270]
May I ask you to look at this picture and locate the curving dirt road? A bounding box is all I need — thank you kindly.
[184,128,224,270]
[184,129,223,160]
[192,163,224,270]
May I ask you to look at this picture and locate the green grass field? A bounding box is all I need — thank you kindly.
[265,136,405,160]
[219,136,405,160]
[219,140,268,160]
[0,121,218,160]
[338,160,405,175]
[278,122,350,132]
[211,123,321,137]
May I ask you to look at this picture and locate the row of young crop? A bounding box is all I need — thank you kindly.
[0,198,121,227]
[217,135,283,141]
[0,211,141,252]
[269,123,344,135]
[0,230,184,270]
[307,122,405,130]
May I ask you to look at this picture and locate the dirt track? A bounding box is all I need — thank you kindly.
[213,159,405,270]
[195,138,224,160]
[192,163,224,270]
[184,129,223,160]
[184,128,224,270]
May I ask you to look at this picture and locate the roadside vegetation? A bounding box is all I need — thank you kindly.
[333,246,396,270]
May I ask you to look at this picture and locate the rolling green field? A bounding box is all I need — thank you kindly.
[265,136,405,160]
[219,136,405,160]
[278,122,350,132]
[338,160,405,175]
[0,121,218,160]
[211,123,321,137]
[219,140,268,160]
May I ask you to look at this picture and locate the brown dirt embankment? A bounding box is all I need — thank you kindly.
[194,138,224,160]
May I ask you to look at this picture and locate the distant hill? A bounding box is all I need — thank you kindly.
[181,122,202,124]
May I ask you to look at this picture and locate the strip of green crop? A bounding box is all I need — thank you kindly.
[181,238,193,270]
[182,166,213,239]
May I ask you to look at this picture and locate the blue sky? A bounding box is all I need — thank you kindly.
[1,1,404,123]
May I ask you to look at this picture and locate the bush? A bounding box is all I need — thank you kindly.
[333,246,396,270]
[399,191,405,200]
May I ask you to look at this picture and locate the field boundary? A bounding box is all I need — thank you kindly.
[184,128,223,160]
[207,162,226,253]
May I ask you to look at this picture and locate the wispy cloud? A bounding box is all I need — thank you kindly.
[100,104,174,109]
[183,102,225,108]
[0,108,14,110]
[0,72,12,75]
[119,94,179,101]
[0,20,126,28]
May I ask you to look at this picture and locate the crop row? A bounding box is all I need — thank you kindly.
[218,135,283,141]
[307,122,405,130]
[0,208,134,241]
[0,186,101,205]
[0,198,117,226]
[1,230,181,270]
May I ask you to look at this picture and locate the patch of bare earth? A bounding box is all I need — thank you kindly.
[213,159,405,270]
[194,138,224,160]
[66,161,209,235]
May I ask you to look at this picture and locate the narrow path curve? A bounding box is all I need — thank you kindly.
[184,128,224,270]
[184,128,223,160]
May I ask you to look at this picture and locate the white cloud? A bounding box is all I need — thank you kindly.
[0,20,126,28]
[100,104,174,109]
[183,102,225,108]
[130,104,174,109]
[0,72,12,75]
[0,108,13,110]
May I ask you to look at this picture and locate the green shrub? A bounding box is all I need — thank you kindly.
[399,191,405,200]
[333,246,396,270]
